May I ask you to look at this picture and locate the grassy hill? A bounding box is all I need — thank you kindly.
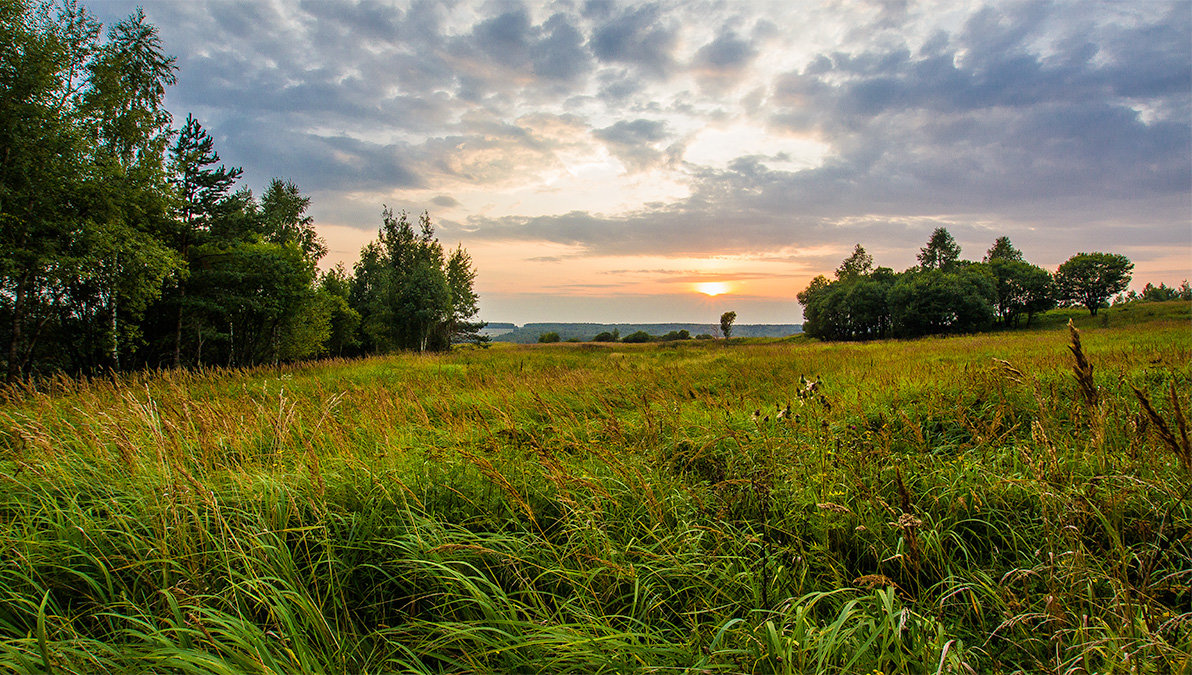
[0,302,1188,672]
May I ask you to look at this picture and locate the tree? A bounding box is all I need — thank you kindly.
[260,178,326,264]
[984,236,1023,263]
[889,267,996,337]
[318,264,360,357]
[720,311,737,338]
[1140,282,1180,302]
[989,259,1055,327]
[538,331,560,343]
[162,113,242,367]
[845,267,896,339]
[1054,252,1133,315]
[186,238,324,365]
[797,276,836,340]
[835,244,873,279]
[349,209,475,353]
[83,9,179,371]
[917,227,961,271]
[1,1,181,378]
[443,245,486,346]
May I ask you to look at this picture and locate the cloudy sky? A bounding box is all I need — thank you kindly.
[89,0,1190,324]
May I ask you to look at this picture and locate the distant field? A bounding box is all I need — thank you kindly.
[0,302,1189,672]
[491,322,803,343]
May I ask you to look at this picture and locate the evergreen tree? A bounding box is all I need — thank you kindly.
[162,113,242,366]
[261,178,326,264]
[917,227,961,271]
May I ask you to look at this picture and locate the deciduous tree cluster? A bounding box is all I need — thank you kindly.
[1,2,482,380]
[798,228,1134,341]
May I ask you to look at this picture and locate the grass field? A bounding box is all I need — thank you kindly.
[1,302,1189,673]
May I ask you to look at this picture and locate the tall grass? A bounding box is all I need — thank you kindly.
[1,302,1190,672]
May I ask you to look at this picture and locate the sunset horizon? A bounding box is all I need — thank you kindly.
[87,0,1192,325]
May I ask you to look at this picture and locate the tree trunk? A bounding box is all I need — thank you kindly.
[109,261,120,371]
[6,285,23,382]
[173,282,185,368]
[173,232,191,369]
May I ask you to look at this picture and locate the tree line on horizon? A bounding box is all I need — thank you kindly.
[1,2,482,381]
[796,228,1183,342]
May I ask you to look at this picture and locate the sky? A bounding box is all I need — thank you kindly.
[88,0,1191,325]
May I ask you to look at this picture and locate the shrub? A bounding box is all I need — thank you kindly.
[538,331,561,343]
[621,330,652,343]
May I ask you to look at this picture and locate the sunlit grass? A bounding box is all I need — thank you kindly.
[1,302,1190,672]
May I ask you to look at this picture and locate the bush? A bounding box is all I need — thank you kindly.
[592,331,619,342]
[695,334,714,340]
[660,330,690,341]
[621,330,651,343]
[538,332,561,343]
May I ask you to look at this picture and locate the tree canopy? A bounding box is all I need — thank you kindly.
[0,2,483,380]
[835,244,873,279]
[917,228,962,271]
[795,229,1138,341]
[1054,252,1133,315]
[720,311,737,339]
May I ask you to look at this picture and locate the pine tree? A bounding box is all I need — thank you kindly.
[917,228,961,271]
[164,113,242,367]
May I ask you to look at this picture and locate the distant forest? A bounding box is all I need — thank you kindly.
[494,323,802,344]
[797,229,1188,342]
[1,3,483,381]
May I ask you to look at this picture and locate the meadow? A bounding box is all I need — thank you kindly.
[0,302,1189,673]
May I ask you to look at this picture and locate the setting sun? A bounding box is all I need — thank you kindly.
[695,282,731,296]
